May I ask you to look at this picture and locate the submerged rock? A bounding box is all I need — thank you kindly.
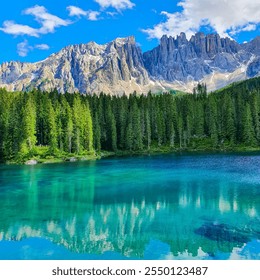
[194,222,250,244]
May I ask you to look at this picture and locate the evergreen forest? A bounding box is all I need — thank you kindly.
[1,77,260,163]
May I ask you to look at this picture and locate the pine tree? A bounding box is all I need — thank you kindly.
[155,99,164,147]
[1,93,21,159]
[242,103,257,146]
[249,91,260,144]
[208,95,218,147]
[224,94,236,144]
[117,97,127,149]
[106,102,117,151]
[83,102,94,151]
[64,101,74,154]
[19,93,37,158]
[93,112,101,152]
[125,117,133,151]
[46,99,58,154]
[72,95,84,154]
[145,108,151,150]
[131,100,143,150]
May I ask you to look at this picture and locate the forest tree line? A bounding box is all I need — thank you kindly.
[1,77,260,162]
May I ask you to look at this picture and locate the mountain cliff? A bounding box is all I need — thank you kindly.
[144,32,260,91]
[0,33,260,94]
[0,36,150,95]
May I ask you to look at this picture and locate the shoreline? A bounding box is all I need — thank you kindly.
[3,146,260,165]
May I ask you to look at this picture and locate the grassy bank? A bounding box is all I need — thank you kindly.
[6,146,100,165]
[4,142,260,165]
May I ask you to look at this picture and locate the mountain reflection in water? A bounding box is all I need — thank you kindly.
[0,153,259,259]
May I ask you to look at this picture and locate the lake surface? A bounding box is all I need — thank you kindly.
[0,153,259,260]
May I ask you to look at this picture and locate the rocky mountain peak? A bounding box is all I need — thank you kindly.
[143,31,255,88]
[113,36,135,45]
[0,32,259,94]
[177,32,188,45]
[245,36,260,55]
[0,36,150,95]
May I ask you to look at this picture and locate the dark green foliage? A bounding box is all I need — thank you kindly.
[242,104,257,146]
[0,90,93,162]
[19,93,37,157]
[193,83,207,95]
[1,77,260,162]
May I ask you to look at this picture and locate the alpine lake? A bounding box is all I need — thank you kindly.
[0,153,259,260]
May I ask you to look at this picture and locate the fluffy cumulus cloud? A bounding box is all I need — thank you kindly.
[67,6,100,21]
[87,11,100,21]
[17,40,49,57]
[17,40,33,57]
[24,5,71,34]
[0,21,39,37]
[67,6,88,17]
[143,0,260,39]
[35,44,50,50]
[94,0,135,11]
[0,5,71,37]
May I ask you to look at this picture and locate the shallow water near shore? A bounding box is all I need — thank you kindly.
[0,153,259,260]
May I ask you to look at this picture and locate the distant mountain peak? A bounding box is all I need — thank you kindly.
[114,35,135,44]
[0,33,260,94]
[143,31,257,91]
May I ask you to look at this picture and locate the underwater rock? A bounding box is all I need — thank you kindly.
[194,222,250,244]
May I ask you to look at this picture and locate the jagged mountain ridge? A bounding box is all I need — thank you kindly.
[0,33,260,94]
[144,32,260,91]
[0,36,151,95]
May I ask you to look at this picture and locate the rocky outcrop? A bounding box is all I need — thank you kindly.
[247,57,260,77]
[143,32,250,83]
[0,33,260,94]
[244,36,260,55]
[0,36,150,95]
[25,159,38,165]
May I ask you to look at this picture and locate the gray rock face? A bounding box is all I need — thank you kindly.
[0,33,260,94]
[143,32,251,82]
[247,57,260,77]
[0,36,150,95]
[243,36,260,55]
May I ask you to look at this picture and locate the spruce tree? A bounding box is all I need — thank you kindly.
[242,103,257,146]
[19,93,37,158]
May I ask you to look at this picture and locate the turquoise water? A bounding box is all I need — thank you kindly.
[0,153,259,260]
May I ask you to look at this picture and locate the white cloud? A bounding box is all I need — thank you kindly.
[0,20,39,37]
[24,5,71,35]
[0,5,71,37]
[35,44,50,50]
[67,6,100,21]
[232,24,257,34]
[17,40,33,57]
[94,0,135,11]
[143,0,260,39]
[17,41,50,57]
[87,11,100,21]
[67,6,87,17]
[106,11,117,17]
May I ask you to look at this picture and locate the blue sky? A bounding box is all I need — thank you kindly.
[0,0,260,63]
